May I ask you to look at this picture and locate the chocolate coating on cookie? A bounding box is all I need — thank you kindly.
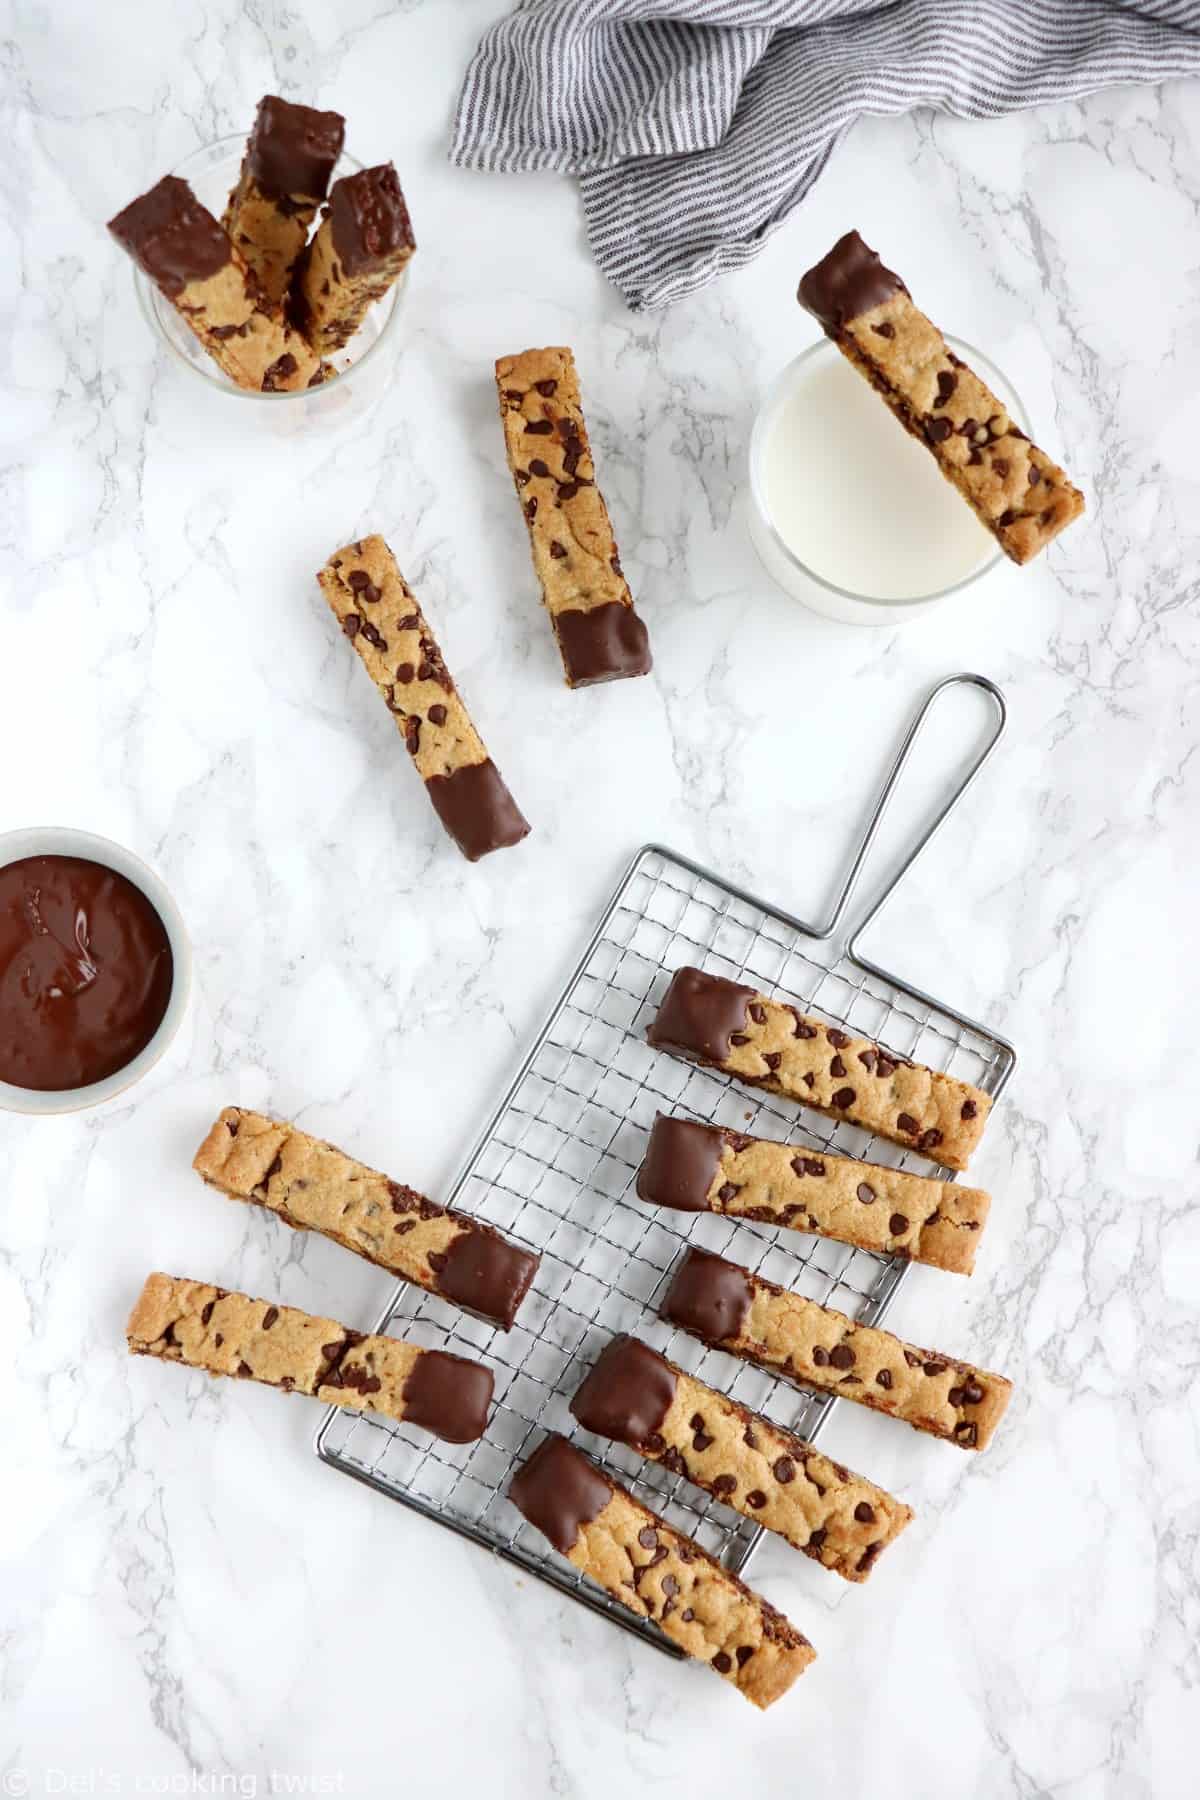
[328,163,415,276]
[798,229,907,332]
[554,601,652,687]
[426,759,531,863]
[509,1434,612,1555]
[435,1226,538,1330]
[570,1336,679,1447]
[246,95,344,198]
[401,1348,493,1444]
[662,1249,754,1344]
[648,966,758,1064]
[636,1114,725,1212]
[108,176,231,297]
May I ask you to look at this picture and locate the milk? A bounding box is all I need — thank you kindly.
[753,342,1019,608]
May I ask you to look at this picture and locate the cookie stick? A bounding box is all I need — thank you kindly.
[495,346,652,687]
[647,965,991,1172]
[193,1107,538,1332]
[291,163,415,354]
[509,1435,815,1709]
[107,176,325,392]
[222,95,345,304]
[637,1113,990,1275]
[570,1334,912,1580]
[661,1248,1012,1451]
[127,1273,493,1443]
[318,533,530,862]
[798,230,1084,565]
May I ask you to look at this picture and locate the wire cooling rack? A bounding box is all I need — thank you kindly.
[316,675,1017,1657]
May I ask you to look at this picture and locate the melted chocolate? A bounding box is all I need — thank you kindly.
[555,602,652,687]
[661,1249,753,1345]
[425,759,531,863]
[636,1114,725,1212]
[0,854,173,1092]
[328,163,415,276]
[570,1335,678,1448]
[246,95,344,199]
[108,176,231,298]
[435,1227,538,1330]
[508,1434,612,1555]
[647,966,756,1064]
[797,231,907,332]
[402,1348,493,1444]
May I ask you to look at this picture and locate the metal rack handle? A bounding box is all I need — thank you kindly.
[808,672,1007,950]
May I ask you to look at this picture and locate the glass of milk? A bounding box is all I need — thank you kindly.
[748,336,1028,625]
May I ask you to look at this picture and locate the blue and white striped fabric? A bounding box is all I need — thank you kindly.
[451,0,1200,310]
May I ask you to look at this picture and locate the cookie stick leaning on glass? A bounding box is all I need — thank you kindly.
[317,534,530,862]
[798,230,1084,564]
[662,1248,1012,1451]
[569,1333,913,1579]
[127,1273,494,1443]
[193,1107,539,1331]
[509,1434,815,1709]
[636,1113,991,1274]
[290,163,415,354]
[107,176,326,392]
[647,965,991,1172]
[222,94,345,304]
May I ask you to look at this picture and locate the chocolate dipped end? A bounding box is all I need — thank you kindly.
[662,1249,753,1345]
[434,1226,538,1330]
[425,759,530,863]
[570,1335,678,1449]
[509,1434,612,1556]
[247,95,345,199]
[108,176,231,298]
[647,966,757,1064]
[328,163,415,276]
[636,1114,725,1213]
[401,1348,493,1444]
[555,602,652,688]
[797,230,907,333]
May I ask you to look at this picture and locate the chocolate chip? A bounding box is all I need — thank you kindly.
[237,1360,253,1377]
[682,1608,695,1622]
[712,1652,732,1673]
[502,388,521,402]
[812,1346,828,1367]
[999,508,1017,527]
[524,498,537,522]
[763,1052,782,1071]
[773,1457,795,1483]
[746,1490,766,1509]
[857,1183,876,1204]
[992,457,1010,479]
[872,322,895,338]
[829,1344,855,1370]
[557,482,579,501]
[961,1100,978,1120]
[529,458,550,478]
[832,1087,855,1108]
[830,1055,846,1077]
[730,1032,749,1047]
[792,1015,817,1039]
[525,419,553,435]
[826,1029,848,1048]
[889,1213,908,1235]
[926,416,954,443]
[712,1473,737,1496]
[854,1501,876,1524]
[859,1050,876,1071]
[662,1575,679,1597]
[214,1333,223,1347]
[897,1113,919,1135]
[717,1182,739,1203]
[736,1645,754,1667]
[397,613,420,630]
[200,1302,214,1326]
[955,1421,979,1447]
[360,620,387,650]
[963,1381,984,1404]
[548,540,567,560]
[904,1350,921,1369]
[934,370,957,406]
[692,1430,714,1452]
[749,1003,766,1024]
[743,1425,758,1449]
[405,717,420,755]
[638,1527,657,1549]
[876,1369,893,1390]
[342,613,361,639]
[803,1073,815,1089]
[808,1528,827,1550]
[1028,466,1042,487]
[923,1361,947,1377]
[856,1543,881,1573]
[919,1129,943,1151]
[535,379,558,397]
[875,1053,897,1077]
[262,1306,278,1329]
[394,663,415,685]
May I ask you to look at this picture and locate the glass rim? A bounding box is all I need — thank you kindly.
[130,132,406,402]
[748,334,1031,610]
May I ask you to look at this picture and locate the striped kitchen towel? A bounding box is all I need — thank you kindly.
[451,0,1200,310]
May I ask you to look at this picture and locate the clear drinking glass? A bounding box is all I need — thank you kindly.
[129,135,408,428]
[747,335,1030,626]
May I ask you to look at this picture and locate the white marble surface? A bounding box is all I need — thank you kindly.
[3,3,1198,1795]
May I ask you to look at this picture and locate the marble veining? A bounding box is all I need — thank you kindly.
[1,3,1197,1796]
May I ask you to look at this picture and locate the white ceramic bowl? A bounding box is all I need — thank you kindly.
[747,334,1030,627]
[0,828,191,1116]
[129,134,408,424]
